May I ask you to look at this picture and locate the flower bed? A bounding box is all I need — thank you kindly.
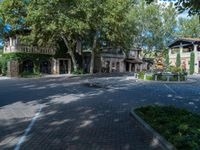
[137,72,187,82]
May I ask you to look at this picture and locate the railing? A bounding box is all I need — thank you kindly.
[101,53,125,59]
[3,46,56,55]
[170,52,200,59]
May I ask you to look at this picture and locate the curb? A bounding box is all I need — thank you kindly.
[130,110,177,150]
[135,78,196,84]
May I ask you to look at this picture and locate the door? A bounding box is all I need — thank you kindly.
[59,60,68,74]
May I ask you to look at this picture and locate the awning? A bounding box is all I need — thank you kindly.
[125,58,143,64]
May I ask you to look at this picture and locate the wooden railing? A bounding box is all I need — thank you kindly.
[3,46,56,55]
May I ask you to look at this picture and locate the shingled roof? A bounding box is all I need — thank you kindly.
[168,38,200,48]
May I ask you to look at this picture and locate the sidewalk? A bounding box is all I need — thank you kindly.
[0,76,13,80]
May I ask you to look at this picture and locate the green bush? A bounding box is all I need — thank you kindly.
[189,52,195,75]
[167,66,182,74]
[72,68,84,75]
[146,75,153,80]
[0,57,8,76]
[138,71,145,79]
[135,106,200,150]
[170,76,178,81]
[156,74,167,81]
[165,52,169,66]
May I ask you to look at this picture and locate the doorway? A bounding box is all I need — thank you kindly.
[59,60,68,74]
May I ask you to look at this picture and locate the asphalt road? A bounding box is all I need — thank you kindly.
[0,75,200,150]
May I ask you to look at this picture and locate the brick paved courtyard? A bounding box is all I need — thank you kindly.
[0,75,200,150]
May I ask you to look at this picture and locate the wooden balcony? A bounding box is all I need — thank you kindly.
[3,46,56,55]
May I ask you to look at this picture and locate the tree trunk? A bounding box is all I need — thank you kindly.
[90,33,98,74]
[61,35,78,72]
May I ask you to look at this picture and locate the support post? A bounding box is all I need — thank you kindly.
[129,63,132,72]
[194,44,198,74]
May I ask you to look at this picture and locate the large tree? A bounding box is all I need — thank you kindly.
[133,0,177,56]
[176,0,200,16]
[26,0,89,71]
[176,15,200,38]
[0,0,29,37]
[76,0,136,74]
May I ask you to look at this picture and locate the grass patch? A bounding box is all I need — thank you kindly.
[135,105,200,150]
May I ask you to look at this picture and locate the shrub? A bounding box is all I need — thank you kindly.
[165,52,169,66]
[146,75,153,80]
[72,68,84,75]
[135,106,200,150]
[138,71,145,79]
[170,76,178,81]
[176,53,181,67]
[189,52,195,75]
[167,66,181,74]
[0,57,7,76]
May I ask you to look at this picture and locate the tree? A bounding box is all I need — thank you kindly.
[189,52,195,75]
[79,0,136,74]
[133,0,177,56]
[176,53,181,67]
[27,0,89,72]
[163,49,169,66]
[0,0,29,37]
[176,16,200,38]
[176,0,200,16]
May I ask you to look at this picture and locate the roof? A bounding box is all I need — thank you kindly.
[125,58,143,64]
[168,38,200,48]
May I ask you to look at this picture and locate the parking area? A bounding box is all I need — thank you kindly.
[0,75,200,150]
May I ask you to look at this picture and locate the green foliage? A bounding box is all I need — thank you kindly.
[157,75,167,81]
[146,75,153,80]
[176,53,181,67]
[138,71,145,79]
[169,76,178,81]
[189,52,195,75]
[167,66,182,74]
[1,53,52,76]
[176,0,200,16]
[2,53,52,61]
[72,68,84,75]
[135,105,200,150]
[0,56,7,76]
[0,0,30,38]
[133,1,177,52]
[165,53,169,66]
[176,16,200,38]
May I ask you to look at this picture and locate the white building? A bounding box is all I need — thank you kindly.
[168,38,200,74]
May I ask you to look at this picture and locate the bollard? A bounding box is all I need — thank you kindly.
[155,75,157,81]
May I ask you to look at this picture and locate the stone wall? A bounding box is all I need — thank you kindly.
[7,60,19,77]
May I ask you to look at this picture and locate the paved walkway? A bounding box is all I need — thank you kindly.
[0,75,200,150]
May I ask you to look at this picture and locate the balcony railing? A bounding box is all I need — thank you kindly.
[3,46,56,55]
[170,52,200,59]
[101,53,125,59]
